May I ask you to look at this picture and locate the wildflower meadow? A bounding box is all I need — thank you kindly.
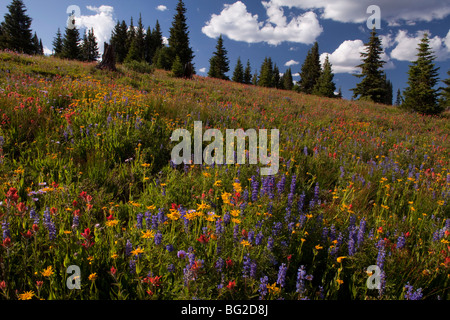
[0,51,449,301]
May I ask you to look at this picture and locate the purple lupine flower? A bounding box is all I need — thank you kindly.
[223,212,231,225]
[357,218,366,248]
[2,220,11,240]
[348,237,356,256]
[267,236,274,251]
[296,265,306,294]
[376,239,386,271]
[151,214,159,230]
[233,225,239,242]
[215,218,224,236]
[303,146,308,156]
[248,230,255,244]
[215,257,224,273]
[188,252,196,268]
[289,175,296,194]
[144,211,152,229]
[340,166,345,178]
[313,183,320,204]
[72,215,79,229]
[242,254,251,278]
[167,264,175,273]
[322,226,328,241]
[255,231,264,245]
[43,208,56,241]
[404,282,423,300]
[157,208,166,224]
[277,175,286,195]
[272,222,282,237]
[29,208,39,224]
[396,233,406,249]
[259,276,269,299]
[251,176,259,202]
[125,239,132,256]
[250,261,257,278]
[166,244,174,252]
[136,213,143,229]
[277,263,287,288]
[129,259,136,274]
[154,231,162,245]
[298,192,305,213]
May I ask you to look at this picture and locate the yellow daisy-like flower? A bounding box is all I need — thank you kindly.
[231,218,241,224]
[221,192,232,204]
[315,245,323,250]
[131,247,144,256]
[336,279,344,285]
[147,205,156,210]
[230,209,240,217]
[197,201,211,211]
[41,266,54,277]
[105,219,119,227]
[18,291,34,300]
[111,253,119,259]
[233,182,242,193]
[266,283,280,294]
[241,240,251,247]
[213,180,222,187]
[141,230,155,239]
[88,273,97,281]
[167,209,181,221]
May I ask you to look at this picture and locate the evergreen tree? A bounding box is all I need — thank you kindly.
[232,57,244,83]
[272,64,280,89]
[144,26,153,64]
[395,89,403,106]
[134,14,146,61]
[351,28,387,103]
[281,68,293,91]
[152,20,164,51]
[440,70,450,110]
[243,60,252,85]
[154,46,173,70]
[31,32,40,55]
[61,24,81,60]
[168,0,194,75]
[403,33,442,115]
[258,57,274,87]
[38,38,43,55]
[336,87,343,99]
[111,20,128,63]
[383,75,393,105]
[312,55,336,98]
[252,71,258,86]
[298,41,321,94]
[1,0,34,54]
[0,23,4,49]
[52,28,63,57]
[208,35,229,80]
[81,28,99,62]
[171,55,184,77]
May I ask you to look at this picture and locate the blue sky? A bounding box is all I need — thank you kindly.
[1,0,449,100]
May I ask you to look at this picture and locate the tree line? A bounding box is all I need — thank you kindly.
[0,0,448,114]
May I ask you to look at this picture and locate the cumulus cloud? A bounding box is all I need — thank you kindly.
[390,30,450,61]
[156,5,168,12]
[284,59,299,67]
[199,67,207,73]
[202,1,323,45]
[319,39,393,74]
[268,0,450,25]
[76,5,116,56]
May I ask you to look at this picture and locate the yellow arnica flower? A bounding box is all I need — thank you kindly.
[88,273,97,281]
[231,218,241,224]
[106,219,119,227]
[41,266,54,277]
[131,247,145,256]
[230,209,240,217]
[336,279,344,285]
[221,192,231,204]
[213,180,222,187]
[315,245,323,250]
[141,230,155,239]
[18,291,34,300]
[111,253,119,259]
[266,283,280,294]
[197,201,211,211]
[241,240,251,247]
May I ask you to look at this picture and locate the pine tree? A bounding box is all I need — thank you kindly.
[395,89,403,106]
[383,75,393,105]
[252,71,258,86]
[232,57,244,83]
[31,32,40,55]
[111,20,128,63]
[38,38,43,55]
[403,33,442,115]
[281,68,293,91]
[168,0,194,75]
[171,55,184,78]
[81,28,99,62]
[154,46,173,70]
[127,17,136,52]
[298,41,321,94]
[53,28,63,57]
[152,20,164,51]
[61,24,81,60]
[134,14,146,61]
[0,23,4,49]
[312,55,336,98]
[351,28,387,103]
[440,70,450,110]
[272,64,280,88]
[1,0,34,54]
[208,35,229,80]
[243,60,252,85]
[336,87,343,99]
[258,57,274,87]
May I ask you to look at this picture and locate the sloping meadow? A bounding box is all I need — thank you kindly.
[0,51,449,300]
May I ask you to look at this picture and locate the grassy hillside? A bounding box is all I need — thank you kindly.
[0,51,449,300]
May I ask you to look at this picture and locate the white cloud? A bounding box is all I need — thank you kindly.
[390,30,450,61]
[202,1,323,45]
[320,40,365,74]
[268,0,450,25]
[77,6,116,56]
[284,59,299,67]
[156,5,168,12]
[199,67,207,73]
[162,37,169,45]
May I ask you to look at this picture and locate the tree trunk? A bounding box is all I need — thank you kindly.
[97,42,116,71]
